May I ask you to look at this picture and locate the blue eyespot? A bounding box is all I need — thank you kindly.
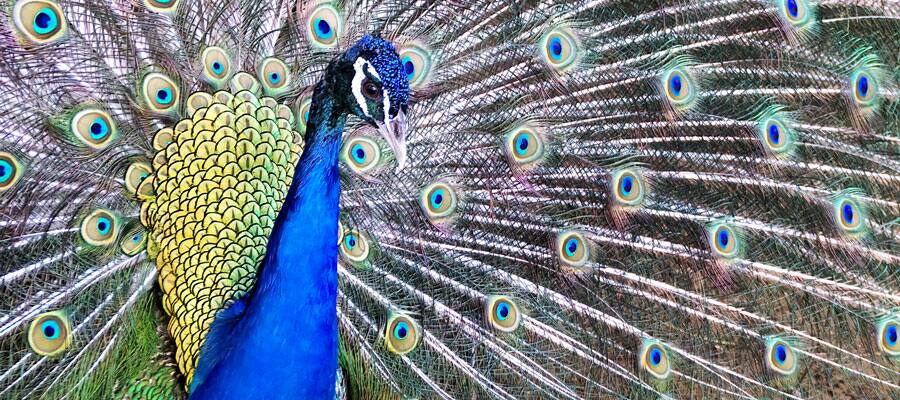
[718,229,729,248]
[132,234,141,243]
[620,175,634,196]
[41,320,60,340]
[156,88,173,105]
[768,124,780,145]
[711,224,738,258]
[403,58,415,78]
[89,118,109,140]
[649,348,662,366]
[565,238,579,257]
[33,7,59,35]
[430,189,445,208]
[775,344,788,365]
[393,321,409,340]
[515,134,530,155]
[351,144,366,164]
[495,301,511,321]
[548,37,563,60]
[212,61,223,74]
[886,325,898,346]
[315,19,333,39]
[842,203,854,224]
[669,74,683,96]
[786,0,799,17]
[344,234,357,250]
[269,72,281,85]
[857,75,869,98]
[96,217,111,235]
[0,160,13,183]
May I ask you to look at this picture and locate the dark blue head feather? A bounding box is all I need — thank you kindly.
[345,35,410,117]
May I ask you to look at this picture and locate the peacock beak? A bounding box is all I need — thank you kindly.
[376,109,407,171]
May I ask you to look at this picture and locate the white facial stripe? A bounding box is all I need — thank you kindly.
[383,88,391,125]
[351,58,383,120]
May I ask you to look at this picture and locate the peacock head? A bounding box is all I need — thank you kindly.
[333,35,410,169]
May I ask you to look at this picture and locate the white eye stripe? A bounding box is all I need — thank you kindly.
[351,58,369,118]
[352,58,385,120]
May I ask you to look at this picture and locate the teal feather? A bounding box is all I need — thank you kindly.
[1,0,899,399]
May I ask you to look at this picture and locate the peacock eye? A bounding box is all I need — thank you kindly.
[611,169,646,207]
[766,339,798,376]
[80,209,119,246]
[305,3,343,48]
[339,229,371,265]
[504,125,546,168]
[485,296,521,332]
[124,162,152,194]
[420,181,459,223]
[28,311,71,356]
[708,223,740,259]
[144,0,179,13]
[833,196,864,234]
[13,0,67,44]
[259,57,291,96]
[399,44,433,88]
[385,313,420,355]
[71,108,117,150]
[851,70,877,106]
[201,46,231,87]
[342,136,381,174]
[0,152,23,192]
[363,80,382,101]
[877,318,900,357]
[639,340,672,380]
[141,72,180,114]
[556,230,589,268]
[120,228,147,256]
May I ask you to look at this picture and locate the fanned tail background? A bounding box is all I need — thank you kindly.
[1,0,898,399]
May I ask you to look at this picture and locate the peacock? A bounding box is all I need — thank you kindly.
[0,0,898,398]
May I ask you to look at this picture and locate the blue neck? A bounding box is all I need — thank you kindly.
[191,83,346,399]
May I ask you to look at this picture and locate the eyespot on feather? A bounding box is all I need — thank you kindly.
[877,317,900,357]
[259,57,290,96]
[70,108,117,149]
[120,227,147,256]
[611,169,646,207]
[339,229,371,265]
[341,136,381,174]
[305,3,343,48]
[295,96,312,135]
[141,73,180,114]
[80,209,119,246]
[639,340,672,380]
[201,47,232,87]
[0,152,24,192]
[143,0,178,13]
[419,180,459,224]
[485,296,521,333]
[28,311,71,356]
[708,223,740,259]
[398,43,433,88]
[385,313,420,355]
[662,68,697,110]
[556,230,589,269]
[124,162,152,194]
[765,338,798,376]
[833,195,865,235]
[539,28,579,72]
[13,0,67,44]
[504,125,546,169]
